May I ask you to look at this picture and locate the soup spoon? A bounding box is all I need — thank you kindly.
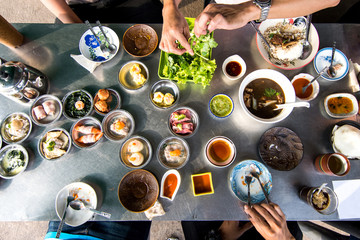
[245,175,252,206]
[274,101,310,110]
[299,15,312,60]
[56,196,75,238]
[70,199,111,219]
[327,41,337,78]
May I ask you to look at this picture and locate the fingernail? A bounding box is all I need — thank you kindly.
[244,205,249,211]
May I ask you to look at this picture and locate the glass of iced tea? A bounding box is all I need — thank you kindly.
[300,186,338,215]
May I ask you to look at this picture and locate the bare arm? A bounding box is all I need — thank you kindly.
[194,0,340,36]
[40,0,82,23]
[160,0,194,55]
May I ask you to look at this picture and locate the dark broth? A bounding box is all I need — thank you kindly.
[244,79,285,119]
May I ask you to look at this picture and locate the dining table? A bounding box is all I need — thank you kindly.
[0,22,359,222]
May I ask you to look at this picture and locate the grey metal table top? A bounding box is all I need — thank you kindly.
[0,23,359,221]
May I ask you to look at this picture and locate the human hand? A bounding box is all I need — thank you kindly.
[194,2,257,37]
[218,221,253,240]
[244,203,295,240]
[160,4,193,55]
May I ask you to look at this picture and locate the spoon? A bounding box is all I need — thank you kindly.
[316,183,328,196]
[327,41,337,78]
[70,199,111,219]
[251,172,270,204]
[84,20,107,54]
[56,196,75,238]
[96,20,117,54]
[274,101,310,110]
[245,175,253,206]
[299,14,312,60]
[302,66,329,94]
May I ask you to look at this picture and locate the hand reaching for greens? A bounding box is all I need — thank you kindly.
[162,19,218,88]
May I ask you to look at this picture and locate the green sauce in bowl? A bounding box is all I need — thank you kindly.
[210,94,234,118]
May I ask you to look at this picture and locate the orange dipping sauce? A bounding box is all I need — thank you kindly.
[192,174,212,195]
[209,140,231,162]
[292,78,313,99]
[163,173,178,198]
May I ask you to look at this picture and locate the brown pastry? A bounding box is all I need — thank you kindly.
[95,100,109,113]
[97,89,110,101]
[258,127,303,171]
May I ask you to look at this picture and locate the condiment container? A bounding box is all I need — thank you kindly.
[209,94,234,118]
[299,186,338,215]
[324,93,358,118]
[160,169,181,201]
[291,73,319,101]
[191,172,214,196]
[205,136,236,167]
[314,153,350,176]
[222,55,246,80]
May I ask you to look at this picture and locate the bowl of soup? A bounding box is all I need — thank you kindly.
[239,69,296,123]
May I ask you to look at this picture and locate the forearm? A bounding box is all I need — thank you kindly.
[40,0,82,23]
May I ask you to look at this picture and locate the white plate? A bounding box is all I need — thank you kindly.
[256,18,319,70]
[55,182,97,227]
[314,48,349,81]
[79,26,120,63]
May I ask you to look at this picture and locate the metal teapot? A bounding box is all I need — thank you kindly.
[0,58,49,104]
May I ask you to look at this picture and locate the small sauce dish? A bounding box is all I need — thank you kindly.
[191,172,214,196]
[324,93,358,118]
[209,94,234,118]
[291,73,319,101]
[222,54,246,80]
[160,169,181,201]
[205,136,236,168]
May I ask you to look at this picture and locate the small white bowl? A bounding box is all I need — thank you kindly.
[324,93,358,118]
[291,73,320,101]
[222,54,246,80]
[160,169,181,201]
[205,136,236,168]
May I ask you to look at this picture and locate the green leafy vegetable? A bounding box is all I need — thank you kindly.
[264,88,280,98]
[162,19,218,88]
[46,141,56,151]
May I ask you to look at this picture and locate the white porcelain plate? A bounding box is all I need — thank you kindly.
[256,18,319,70]
[314,47,349,81]
[55,182,97,227]
[79,26,120,63]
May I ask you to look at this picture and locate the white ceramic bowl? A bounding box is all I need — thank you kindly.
[222,54,247,80]
[55,182,97,227]
[205,136,236,168]
[324,93,358,118]
[238,69,296,123]
[79,26,120,63]
[291,73,320,101]
[160,169,181,201]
